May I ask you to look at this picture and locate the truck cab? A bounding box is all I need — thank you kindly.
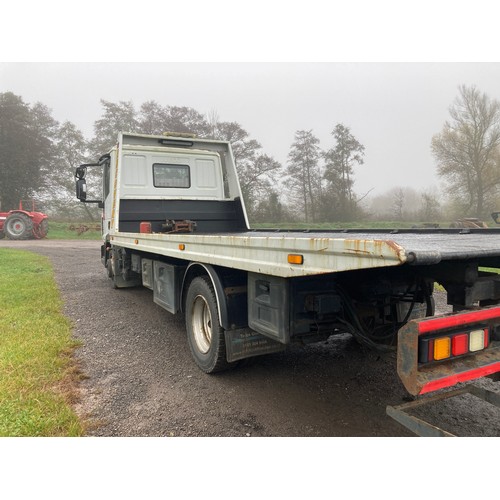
[98,133,248,238]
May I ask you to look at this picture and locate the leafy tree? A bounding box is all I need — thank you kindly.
[138,101,210,136]
[0,92,58,211]
[31,102,59,190]
[207,119,282,218]
[252,189,290,223]
[89,99,139,158]
[45,121,100,220]
[90,100,282,220]
[162,105,210,136]
[138,100,167,135]
[322,124,365,221]
[432,85,500,217]
[285,130,322,222]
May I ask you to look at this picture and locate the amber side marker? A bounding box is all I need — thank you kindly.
[288,254,303,265]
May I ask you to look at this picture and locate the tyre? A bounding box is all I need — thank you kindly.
[32,219,49,239]
[38,219,49,238]
[107,258,114,278]
[185,276,232,373]
[0,230,4,239]
[109,247,141,288]
[5,213,34,240]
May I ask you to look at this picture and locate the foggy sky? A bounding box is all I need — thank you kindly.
[2,0,500,205]
[2,62,500,199]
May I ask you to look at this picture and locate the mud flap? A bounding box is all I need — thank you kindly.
[225,328,285,362]
[386,384,500,436]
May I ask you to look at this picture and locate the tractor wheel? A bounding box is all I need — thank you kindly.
[0,230,4,239]
[33,219,49,239]
[5,213,34,240]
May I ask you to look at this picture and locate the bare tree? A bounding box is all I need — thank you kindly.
[393,188,405,220]
[322,124,365,221]
[285,130,322,222]
[432,85,500,217]
[420,192,441,221]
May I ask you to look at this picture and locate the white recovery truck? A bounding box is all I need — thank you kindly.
[76,132,500,434]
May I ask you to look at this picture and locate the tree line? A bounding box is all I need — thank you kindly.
[1,84,500,224]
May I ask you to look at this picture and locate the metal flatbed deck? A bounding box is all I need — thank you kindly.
[110,227,500,278]
[245,228,500,264]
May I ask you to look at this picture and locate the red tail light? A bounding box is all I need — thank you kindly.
[419,328,489,364]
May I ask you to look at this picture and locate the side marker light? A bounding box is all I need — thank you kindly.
[288,254,304,265]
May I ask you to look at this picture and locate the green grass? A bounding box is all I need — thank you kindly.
[46,221,101,240]
[0,249,84,436]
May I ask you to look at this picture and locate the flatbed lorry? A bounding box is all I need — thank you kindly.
[75,132,500,407]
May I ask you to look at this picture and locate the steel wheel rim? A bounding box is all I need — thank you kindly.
[192,295,212,353]
[7,218,25,235]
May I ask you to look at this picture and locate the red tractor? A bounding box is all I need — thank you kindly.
[0,200,49,240]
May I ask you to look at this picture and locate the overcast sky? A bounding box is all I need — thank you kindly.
[2,1,499,201]
[2,62,500,198]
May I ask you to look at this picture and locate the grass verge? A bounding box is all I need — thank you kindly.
[47,221,101,240]
[0,249,84,436]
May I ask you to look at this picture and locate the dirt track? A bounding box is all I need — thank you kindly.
[2,238,500,437]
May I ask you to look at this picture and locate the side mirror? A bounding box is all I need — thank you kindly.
[492,212,500,224]
[75,163,104,207]
[76,178,87,201]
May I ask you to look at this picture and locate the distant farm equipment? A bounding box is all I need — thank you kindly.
[0,200,49,240]
[450,218,488,229]
[68,223,101,235]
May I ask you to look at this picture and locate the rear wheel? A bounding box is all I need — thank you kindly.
[5,213,33,240]
[185,276,232,373]
[34,219,49,239]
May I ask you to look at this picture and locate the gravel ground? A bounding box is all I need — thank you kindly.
[2,238,500,437]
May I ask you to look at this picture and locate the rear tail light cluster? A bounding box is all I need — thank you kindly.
[419,328,489,364]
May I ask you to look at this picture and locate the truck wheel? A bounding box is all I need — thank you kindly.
[5,213,33,240]
[185,276,232,373]
[107,258,114,278]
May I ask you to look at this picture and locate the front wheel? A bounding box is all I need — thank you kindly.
[185,276,232,373]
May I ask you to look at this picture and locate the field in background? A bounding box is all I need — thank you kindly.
[45,220,422,240]
[253,221,446,230]
[46,221,101,240]
[43,219,500,238]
